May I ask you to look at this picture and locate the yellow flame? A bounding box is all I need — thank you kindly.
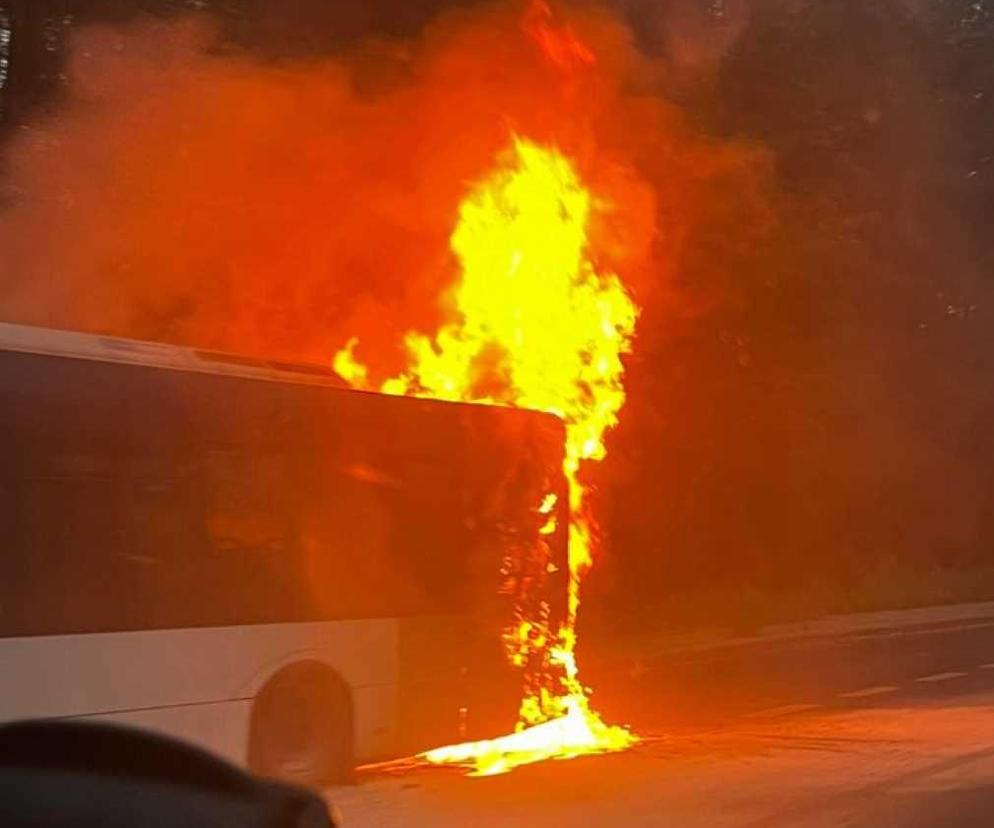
[331,336,368,388]
[335,137,638,774]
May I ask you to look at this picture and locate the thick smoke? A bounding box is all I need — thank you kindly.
[0,1,770,374]
[5,1,988,634]
[0,1,788,639]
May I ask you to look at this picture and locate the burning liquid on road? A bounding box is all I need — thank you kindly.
[335,136,639,775]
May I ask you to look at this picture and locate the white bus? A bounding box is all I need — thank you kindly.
[0,322,567,785]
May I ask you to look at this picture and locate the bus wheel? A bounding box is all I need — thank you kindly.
[247,660,354,787]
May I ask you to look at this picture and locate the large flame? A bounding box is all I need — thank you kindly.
[335,135,639,775]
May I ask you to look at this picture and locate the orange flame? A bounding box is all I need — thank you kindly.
[522,0,596,71]
[335,135,639,774]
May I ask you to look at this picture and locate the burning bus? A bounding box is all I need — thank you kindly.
[0,321,568,784]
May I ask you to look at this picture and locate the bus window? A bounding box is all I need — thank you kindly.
[123,368,310,630]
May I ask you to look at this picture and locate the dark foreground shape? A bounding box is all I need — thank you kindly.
[0,720,337,828]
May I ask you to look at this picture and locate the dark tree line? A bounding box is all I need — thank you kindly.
[601,0,994,630]
[0,0,471,129]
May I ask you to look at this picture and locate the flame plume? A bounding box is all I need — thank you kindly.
[335,136,638,775]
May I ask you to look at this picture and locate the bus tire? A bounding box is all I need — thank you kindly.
[247,660,355,788]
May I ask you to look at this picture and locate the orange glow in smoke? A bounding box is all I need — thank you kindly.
[335,135,639,775]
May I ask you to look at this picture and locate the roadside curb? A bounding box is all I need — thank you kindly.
[612,600,994,663]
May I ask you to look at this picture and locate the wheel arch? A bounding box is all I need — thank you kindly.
[246,657,356,786]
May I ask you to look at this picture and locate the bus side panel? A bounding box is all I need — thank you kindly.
[394,615,521,755]
[83,681,396,766]
[82,699,253,768]
[0,620,397,753]
[350,683,399,761]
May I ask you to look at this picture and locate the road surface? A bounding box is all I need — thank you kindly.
[330,608,994,827]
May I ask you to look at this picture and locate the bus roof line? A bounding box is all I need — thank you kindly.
[0,321,348,391]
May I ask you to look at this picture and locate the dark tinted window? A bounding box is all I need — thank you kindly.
[0,350,566,636]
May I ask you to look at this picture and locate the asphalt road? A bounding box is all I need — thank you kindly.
[591,606,994,732]
[333,611,994,827]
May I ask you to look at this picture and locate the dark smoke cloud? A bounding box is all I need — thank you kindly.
[0,1,771,375]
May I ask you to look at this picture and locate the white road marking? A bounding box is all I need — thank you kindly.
[979,663,994,670]
[743,703,821,719]
[852,621,994,644]
[838,685,898,699]
[913,671,969,683]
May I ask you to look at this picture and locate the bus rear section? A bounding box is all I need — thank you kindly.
[0,323,568,784]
